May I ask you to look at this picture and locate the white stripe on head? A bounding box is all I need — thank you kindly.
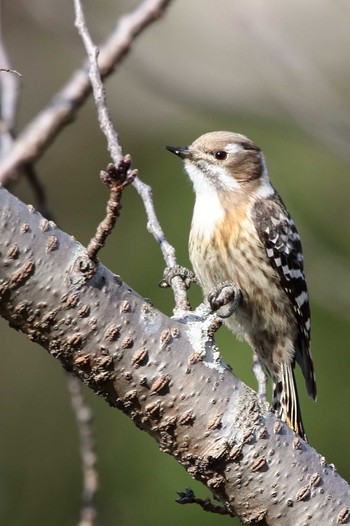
[226,143,245,154]
[254,154,275,199]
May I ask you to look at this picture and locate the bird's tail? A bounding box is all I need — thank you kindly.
[272,363,307,442]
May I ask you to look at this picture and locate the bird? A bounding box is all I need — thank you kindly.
[166,131,316,440]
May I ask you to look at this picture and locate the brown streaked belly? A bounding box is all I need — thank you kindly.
[189,220,296,341]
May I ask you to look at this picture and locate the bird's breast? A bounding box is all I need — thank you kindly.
[189,202,254,292]
[189,204,292,335]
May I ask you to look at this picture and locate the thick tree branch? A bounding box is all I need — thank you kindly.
[1,185,349,526]
[1,3,349,524]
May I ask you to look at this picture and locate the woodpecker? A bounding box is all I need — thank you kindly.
[166,131,316,440]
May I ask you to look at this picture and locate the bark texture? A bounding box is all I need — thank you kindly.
[1,185,349,526]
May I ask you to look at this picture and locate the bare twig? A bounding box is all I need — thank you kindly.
[73,0,190,312]
[0,0,174,184]
[0,5,21,157]
[0,68,22,76]
[86,160,136,262]
[73,0,122,163]
[133,176,191,311]
[67,375,98,526]
[0,8,54,220]
[23,163,54,220]
[0,0,188,310]
[176,488,235,517]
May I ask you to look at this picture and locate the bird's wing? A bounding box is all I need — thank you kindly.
[252,192,316,400]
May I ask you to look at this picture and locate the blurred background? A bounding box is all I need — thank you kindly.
[1,1,350,525]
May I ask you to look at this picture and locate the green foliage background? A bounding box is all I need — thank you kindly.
[1,2,349,525]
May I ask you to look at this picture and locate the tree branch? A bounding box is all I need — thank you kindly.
[73,0,189,312]
[67,374,98,526]
[0,185,349,525]
[0,4,21,157]
[176,487,234,517]
[85,160,136,262]
[1,2,349,524]
[0,0,188,311]
[0,6,99,524]
[0,0,174,184]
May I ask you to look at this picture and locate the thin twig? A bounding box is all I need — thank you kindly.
[67,375,98,526]
[73,0,122,164]
[0,4,21,157]
[0,68,21,76]
[0,0,188,308]
[0,0,174,183]
[86,160,136,262]
[132,176,191,311]
[0,9,54,220]
[176,488,235,517]
[73,0,190,312]
[24,163,55,220]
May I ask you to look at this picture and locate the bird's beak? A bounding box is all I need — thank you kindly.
[165,145,191,159]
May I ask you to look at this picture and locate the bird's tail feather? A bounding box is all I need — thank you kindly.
[272,363,307,442]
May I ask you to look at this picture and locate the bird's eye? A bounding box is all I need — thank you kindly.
[214,150,228,160]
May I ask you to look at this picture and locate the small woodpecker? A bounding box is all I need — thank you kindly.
[166,131,316,440]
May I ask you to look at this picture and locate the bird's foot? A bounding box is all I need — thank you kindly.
[159,265,198,290]
[207,281,242,319]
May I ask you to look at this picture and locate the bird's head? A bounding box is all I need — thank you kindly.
[166,131,267,196]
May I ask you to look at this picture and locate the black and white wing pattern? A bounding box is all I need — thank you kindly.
[252,192,316,401]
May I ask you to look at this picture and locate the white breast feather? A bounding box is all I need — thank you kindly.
[185,162,225,240]
[192,191,224,240]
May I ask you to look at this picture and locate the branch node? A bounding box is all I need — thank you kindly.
[75,253,97,281]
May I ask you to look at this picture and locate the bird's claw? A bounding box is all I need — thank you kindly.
[208,281,242,318]
[159,265,198,290]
